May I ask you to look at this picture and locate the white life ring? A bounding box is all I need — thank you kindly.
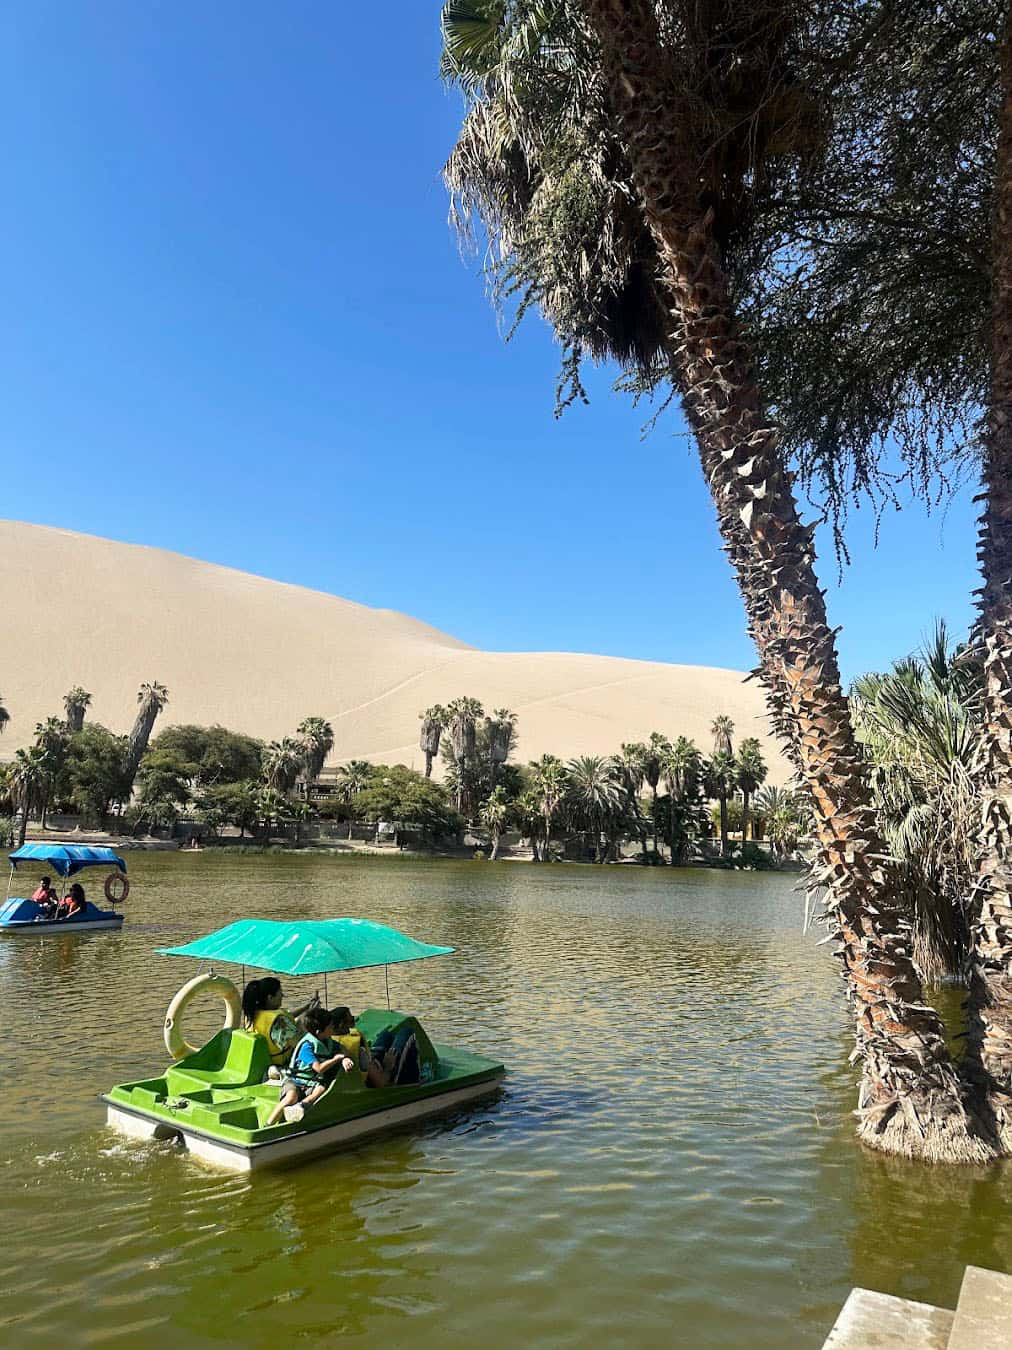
[163,972,242,1060]
[104,872,130,905]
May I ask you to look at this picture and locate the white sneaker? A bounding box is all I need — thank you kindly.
[283,1103,305,1123]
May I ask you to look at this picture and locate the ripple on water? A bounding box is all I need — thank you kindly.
[3,856,1012,1348]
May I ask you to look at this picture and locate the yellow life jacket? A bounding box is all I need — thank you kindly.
[251,1008,297,1065]
[335,1030,364,1063]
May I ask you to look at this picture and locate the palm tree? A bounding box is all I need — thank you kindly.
[446,696,484,815]
[479,785,511,860]
[531,754,566,862]
[663,737,703,865]
[334,759,372,838]
[33,717,69,830]
[418,704,447,778]
[735,739,768,845]
[711,716,735,761]
[514,786,542,862]
[297,716,334,788]
[255,786,287,842]
[124,682,168,790]
[262,738,304,795]
[566,756,624,862]
[617,741,649,860]
[10,746,48,846]
[63,687,92,734]
[0,696,10,737]
[486,708,517,787]
[442,0,979,1161]
[754,785,805,861]
[641,732,670,857]
[852,625,981,984]
[703,752,736,859]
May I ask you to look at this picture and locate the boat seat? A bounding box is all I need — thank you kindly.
[165,1029,270,1094]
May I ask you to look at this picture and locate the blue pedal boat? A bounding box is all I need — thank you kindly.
[0,844,129,933]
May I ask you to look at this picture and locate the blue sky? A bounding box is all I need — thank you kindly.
[1,2,980,684]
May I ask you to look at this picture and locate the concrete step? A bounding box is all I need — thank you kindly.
[821,1288,954,1349]
[947,1265,1012,1350]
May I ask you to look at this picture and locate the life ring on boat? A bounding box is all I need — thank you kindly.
[104,872,129,904]
[163,972,242,1060]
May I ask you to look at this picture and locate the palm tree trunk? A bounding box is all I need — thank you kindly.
[742,792,751,846]
[719,797,728,859]
[17,803,27,847]
[967,5,1012,1150]
[651,786,658,855]
[584,0,990,1162]
[424,751,433,779]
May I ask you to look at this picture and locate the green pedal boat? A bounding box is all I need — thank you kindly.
[102,918,505,1172]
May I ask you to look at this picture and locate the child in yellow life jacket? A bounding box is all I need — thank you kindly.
[242,977,318,1076]
[331,1006,389,1088]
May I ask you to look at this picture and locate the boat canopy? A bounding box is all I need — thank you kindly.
[8,844,128,877]
[156,917,454,975]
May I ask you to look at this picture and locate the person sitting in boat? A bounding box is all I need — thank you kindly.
[331,1006,389,1089]
[31,876,59,919]
[241,977,319,1078]
[266,1007,355,1126]
[56,883,87,920]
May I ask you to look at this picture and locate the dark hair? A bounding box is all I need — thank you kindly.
[41,875,50,885]
[305,1007,334,1038]
[241,976,282,1026]
[330,1006,353,1031]
[68,883,85,904]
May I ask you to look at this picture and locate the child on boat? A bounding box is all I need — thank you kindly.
[331,1006,389,1088]
[242,977,318,1077]
[267,1007,355,1125]
[31,876,58,919]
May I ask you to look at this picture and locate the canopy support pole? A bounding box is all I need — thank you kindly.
[5,864,14,902]
[324,972,329,1007]
[385,964,390,1009]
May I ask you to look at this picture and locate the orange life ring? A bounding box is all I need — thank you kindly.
[104,872,130,904]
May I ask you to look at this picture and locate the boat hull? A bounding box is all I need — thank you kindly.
[0,916,123,934]
[104,1072,504,1171]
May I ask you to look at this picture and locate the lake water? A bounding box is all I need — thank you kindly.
[1,853,1010,1347]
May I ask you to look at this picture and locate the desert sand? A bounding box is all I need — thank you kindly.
[1,520,790,782]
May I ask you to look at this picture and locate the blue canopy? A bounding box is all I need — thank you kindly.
[157,917,454,976]
[8,844,127,878]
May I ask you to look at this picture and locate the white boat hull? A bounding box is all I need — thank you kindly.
[105,1075,503,1172]
[1,916,124,934]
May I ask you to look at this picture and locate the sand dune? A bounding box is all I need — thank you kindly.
[1,521,789,781]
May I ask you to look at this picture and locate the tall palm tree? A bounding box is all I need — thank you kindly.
[486,707,517,787]
[755,785,806,861]
[703,752,736,859]
[442,0,980,1161]
[641,732,670,857]
[663,736,703,865]
[479,784,511,860]
[296,716,334,787]
[514,786,543,862]
[63,687,92,734]
[711,716,735,761]
[566,755,624,862]
[532,754,566,862]
[33,717,69,830]
[446,696,484,815]
[262,738,304,795]
[419,704,447,778]
[617,741,649,859]
[334,759,372,838]
[10,746,48,846]
[735,739,768,845]
[124,682,168,790]
[0,696,10,737]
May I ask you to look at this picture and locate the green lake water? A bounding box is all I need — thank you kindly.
[2,852,1011,1347]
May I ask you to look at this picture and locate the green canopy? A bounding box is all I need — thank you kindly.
[156,917,454,976]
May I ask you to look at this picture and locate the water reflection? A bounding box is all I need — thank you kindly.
[0,854,1002,1348]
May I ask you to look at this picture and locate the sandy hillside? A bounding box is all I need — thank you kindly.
[1,521,790,782]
